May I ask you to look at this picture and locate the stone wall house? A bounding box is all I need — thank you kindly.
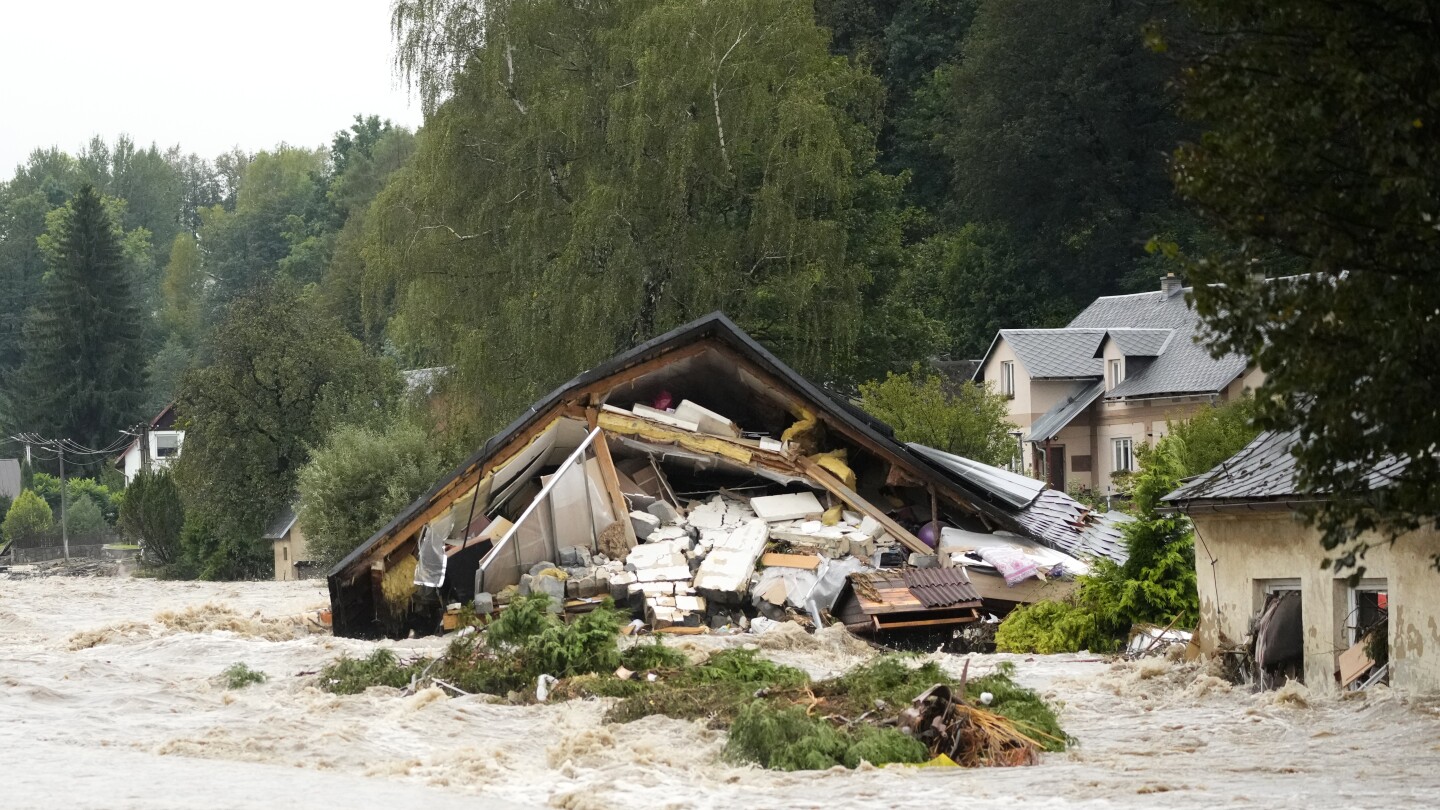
[1164,430,1439,694]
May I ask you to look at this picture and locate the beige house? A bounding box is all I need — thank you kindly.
[1165,430,1438,694]
[266,504,314,581]
[975,274,1263,495]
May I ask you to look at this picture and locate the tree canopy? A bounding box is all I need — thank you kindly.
[1166,0,1440,570]
[173,283,401,579]
[15,185,147,463]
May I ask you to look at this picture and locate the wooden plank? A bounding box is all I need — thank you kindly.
[571,341,712,401]
[590,431,639,551]
[798,458,931,555]
[759,552,822,570]
[874,615,979,630]
[1339,634,1377,687]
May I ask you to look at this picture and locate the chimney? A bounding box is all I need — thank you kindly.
[1160,272,1183,297]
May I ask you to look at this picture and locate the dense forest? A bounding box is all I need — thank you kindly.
[4,0,1427,576]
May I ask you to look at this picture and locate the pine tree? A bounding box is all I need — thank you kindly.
[17,185,147,462]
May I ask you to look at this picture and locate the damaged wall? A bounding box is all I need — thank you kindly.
[1192,510,1440,693]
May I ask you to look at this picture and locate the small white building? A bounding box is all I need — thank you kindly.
[115,404,184,483]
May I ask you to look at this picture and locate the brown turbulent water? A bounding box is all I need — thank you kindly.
[3,575,1437,810]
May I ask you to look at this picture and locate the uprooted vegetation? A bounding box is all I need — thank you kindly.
[316,593,1068,770]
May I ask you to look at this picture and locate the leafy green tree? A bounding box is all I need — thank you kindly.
[29,474,121,524]
[297,421,451,570]
[1164,396,1259,479]
[1107,438,1199,627]
[197,146,325,310]
[1163,0,1440,572]
[858,366,1015,466]
[0,149,87,396]
[160,233,203,344]
[117,468,185,565]
[65,494,107,540]
[371,0,903,436]
[3,490,53,544]
[938,0,1194,351]
[173,282,401,579]
[16,185,147,464]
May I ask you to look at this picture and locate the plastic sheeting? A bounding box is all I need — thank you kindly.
[414,510,456,588]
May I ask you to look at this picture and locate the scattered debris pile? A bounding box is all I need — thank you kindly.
[0,558,120,579]
[328,313,1132,640]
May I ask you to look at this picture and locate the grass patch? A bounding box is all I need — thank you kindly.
[221,662,267,689]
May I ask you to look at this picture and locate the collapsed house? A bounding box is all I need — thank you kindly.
[327,314,1130,639]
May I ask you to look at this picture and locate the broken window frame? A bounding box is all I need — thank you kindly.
[475,426,605,595]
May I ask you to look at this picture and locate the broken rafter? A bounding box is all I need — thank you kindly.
[798,458,931,556]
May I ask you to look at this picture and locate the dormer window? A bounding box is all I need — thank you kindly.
[1000,361,1016,398]
[1107,358,1125,391]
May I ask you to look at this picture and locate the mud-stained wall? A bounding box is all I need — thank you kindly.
[1192,511,1440,693]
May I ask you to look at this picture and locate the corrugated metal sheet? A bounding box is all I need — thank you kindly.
[908,443,1043,509]
[901,567,982,608]
[0,458,20,500]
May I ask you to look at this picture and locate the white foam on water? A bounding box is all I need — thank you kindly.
[4,575,1439,809]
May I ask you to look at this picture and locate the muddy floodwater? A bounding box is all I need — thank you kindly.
[3,575,1438,809]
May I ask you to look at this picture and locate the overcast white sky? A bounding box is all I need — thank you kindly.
[0,0,423,173]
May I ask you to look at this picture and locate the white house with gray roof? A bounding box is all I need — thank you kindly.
[975,274,1264,494]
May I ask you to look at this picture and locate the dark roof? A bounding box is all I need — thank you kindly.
[329,313,1028,582]
[974,285,1250,402]
[931,358,982,389]
[1000,329,1106,379]
[1027,380,1105,443]
[112,403,180,466]
[1069,288,1249,399]
[263,503,299,540]
[0,458,20,500]
[1163,429,1408,507]
[1099,328,1173,358]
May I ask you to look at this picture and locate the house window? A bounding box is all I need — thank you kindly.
[155,433,179,458]
[1107,359,1125,391]
[1112,437,1134,473]
[1000,361,1015,398]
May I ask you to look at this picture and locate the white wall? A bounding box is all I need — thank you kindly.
[119,430,185,483]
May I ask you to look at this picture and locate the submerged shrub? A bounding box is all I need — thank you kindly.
[725,702,928,770]
[486,593,557,649]
[621,638,688,672]
[523,600,625,677]
[222,662,267,689]
[318,649,429,694]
